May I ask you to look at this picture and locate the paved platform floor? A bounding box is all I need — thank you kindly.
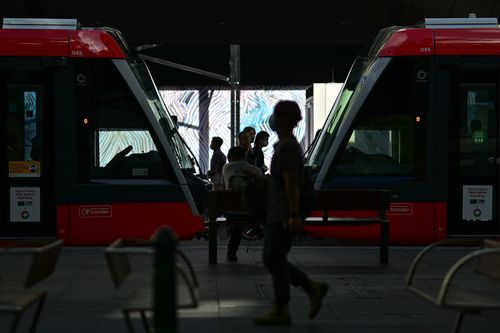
[1,239,500,332]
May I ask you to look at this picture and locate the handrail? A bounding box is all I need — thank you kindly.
[105,244,197,288]
[175,249,198,287]
[105,247,154,255]
[406,238,482,286]
[175,265,199,308]
[437,248,500,305]
[0,240,64,255]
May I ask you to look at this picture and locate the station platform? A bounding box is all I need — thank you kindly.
[1,238,499,333]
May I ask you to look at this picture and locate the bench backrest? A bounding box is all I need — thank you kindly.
[475,239,500,279]
[25,240,64,288]
[315,189,391,217]
[208,189,391,220]
[208,190,248,218]
[105,239,132,288]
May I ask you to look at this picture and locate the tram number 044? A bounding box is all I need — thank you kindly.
[420,47,432,53]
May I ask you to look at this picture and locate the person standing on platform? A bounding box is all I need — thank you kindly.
[253,130,270,174]
[242,126,256,165]
[243,126,256,144]
[207,136,226,189]
[238,131,255,165]
[254,101,329,326]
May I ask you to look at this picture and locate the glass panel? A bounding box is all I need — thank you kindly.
[6,86,42,177]
[81,60,167,180]
[305,57,378,168]
[333,58,427,178]
[459,84,497,177]
[129,61,195,171]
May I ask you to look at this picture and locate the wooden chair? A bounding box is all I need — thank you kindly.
[0,239,64,333]
[105,238,198,333]
[406,238,500,333]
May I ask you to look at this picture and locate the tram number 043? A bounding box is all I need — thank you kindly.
[71,50,83,57]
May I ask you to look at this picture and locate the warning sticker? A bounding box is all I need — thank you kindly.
[10,187,41,222]
[462,185,493,221]
[79,205,113,218]
[9,161,41,177]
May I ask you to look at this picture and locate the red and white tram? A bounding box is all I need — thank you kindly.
[0,18,208,245]
[305,17,500,244]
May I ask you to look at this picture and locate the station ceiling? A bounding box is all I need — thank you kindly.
[2,0,500,85]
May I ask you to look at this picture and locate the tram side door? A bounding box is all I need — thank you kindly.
[0,58,56,237]
[444,57,500,235]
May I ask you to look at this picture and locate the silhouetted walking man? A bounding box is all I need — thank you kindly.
[254,100,329,326]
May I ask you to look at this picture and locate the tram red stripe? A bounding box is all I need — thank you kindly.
[57,202,203,246]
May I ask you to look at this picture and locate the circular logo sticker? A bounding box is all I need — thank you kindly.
[21,210,30,219]
[473,208,482,217]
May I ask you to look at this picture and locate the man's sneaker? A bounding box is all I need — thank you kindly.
[254,304,291,326]
[226,252,238,262]
[308,281,329,319]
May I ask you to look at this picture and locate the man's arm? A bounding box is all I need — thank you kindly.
[283,168,302,233]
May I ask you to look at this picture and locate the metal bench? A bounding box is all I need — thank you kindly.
[105,231,198,333]
[0,239,64,333]
[406,238,500,333]
[304,189,391,264]
[207,189,390,264]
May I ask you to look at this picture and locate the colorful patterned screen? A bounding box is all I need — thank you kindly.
[159,87,307,173]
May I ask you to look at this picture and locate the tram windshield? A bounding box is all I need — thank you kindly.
[305,57,378,169]
[130,61,196,171]
[107,28,196,172]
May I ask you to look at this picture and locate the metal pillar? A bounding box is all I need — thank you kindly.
[230,44,240,147]
[153,227,177,333]
[141,47,240,148]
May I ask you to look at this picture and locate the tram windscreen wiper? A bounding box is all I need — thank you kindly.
[171,127,201,173]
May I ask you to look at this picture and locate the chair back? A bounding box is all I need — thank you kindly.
[24,240,64,288]
[105,239,132,288]
[475,239,500,279]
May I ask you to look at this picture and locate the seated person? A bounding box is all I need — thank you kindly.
[222,146,262,190]
[222,146,262,262]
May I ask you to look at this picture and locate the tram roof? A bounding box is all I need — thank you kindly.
[377,17,500,57]
[0,18,126,58]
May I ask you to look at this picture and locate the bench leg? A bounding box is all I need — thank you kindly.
[29,293,47,333]
[9,311,21,333]
[380,220,389,264]
[140,310,150,333]
[208,222,218,264]
[123,310,135,333]
[452,312,465,333]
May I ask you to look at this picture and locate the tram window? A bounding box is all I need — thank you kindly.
[77,60,169,181]
[333,58,427,178]
[6,88,43,163]
[456,83,497,177]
